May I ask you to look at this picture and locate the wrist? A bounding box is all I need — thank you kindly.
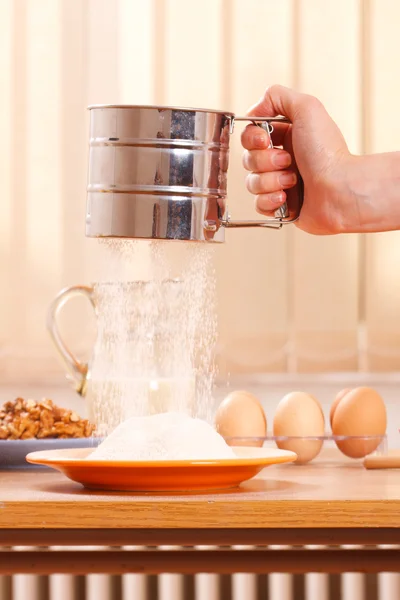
[340,153,400,233]
[335,155,367,233]
[317,154,361,235]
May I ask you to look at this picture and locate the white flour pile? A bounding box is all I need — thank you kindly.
[89,412,235,461]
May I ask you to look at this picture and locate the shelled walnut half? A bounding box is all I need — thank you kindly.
[0,398,95,440]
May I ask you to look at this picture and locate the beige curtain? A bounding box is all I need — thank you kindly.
[1,0,400,384]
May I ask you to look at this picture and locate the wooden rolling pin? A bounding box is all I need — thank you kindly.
[364,450,400,469]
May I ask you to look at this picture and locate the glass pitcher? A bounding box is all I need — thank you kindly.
[47,279,196,433]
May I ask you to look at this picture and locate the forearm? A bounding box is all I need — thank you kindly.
[341,152,400,233]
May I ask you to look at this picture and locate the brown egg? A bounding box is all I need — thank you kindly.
[330,388,352,426]
[332,387,387,458]
[273,392,325,464]
[215,390,267,447]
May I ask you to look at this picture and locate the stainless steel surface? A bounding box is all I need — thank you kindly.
[86,106,303,242]
[88,103,235,116]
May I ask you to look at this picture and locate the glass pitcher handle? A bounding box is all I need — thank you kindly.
[46,285,95,396]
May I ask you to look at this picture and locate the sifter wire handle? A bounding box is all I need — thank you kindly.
[221,116,303,230]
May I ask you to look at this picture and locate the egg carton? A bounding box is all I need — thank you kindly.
[224,433,388,464]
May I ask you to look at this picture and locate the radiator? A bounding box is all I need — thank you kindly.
[2,546,400,600]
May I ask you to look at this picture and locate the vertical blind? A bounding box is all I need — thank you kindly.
[0,0,400,384]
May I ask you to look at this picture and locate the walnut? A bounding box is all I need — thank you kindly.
[0,397,95,440]
[20,423,39,440]
[39,409,54,430]
[7,424,22,439]
[39,399,53,411]
[29,408,41,420]
[69,412,79,423]
[84,421,93,437]
[31,422,40,437]
[52,405,64,420]
[14,398,23,411]
[37,428,53,439]
[63,424,79,436]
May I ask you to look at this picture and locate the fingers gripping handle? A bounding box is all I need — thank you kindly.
[222,115,303,229]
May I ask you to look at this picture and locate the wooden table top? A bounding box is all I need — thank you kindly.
[1,459,400,530]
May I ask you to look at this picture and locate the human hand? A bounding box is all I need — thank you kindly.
[241,85,356,235]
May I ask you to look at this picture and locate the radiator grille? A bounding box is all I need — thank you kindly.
[1,546,400,600]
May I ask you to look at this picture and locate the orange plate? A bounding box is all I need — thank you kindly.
[26,447,296,492]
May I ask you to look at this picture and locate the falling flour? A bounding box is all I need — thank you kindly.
[87,239,218,435]
[89,412,235,461]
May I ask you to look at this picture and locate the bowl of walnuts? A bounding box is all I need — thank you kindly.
[0,397,99,469]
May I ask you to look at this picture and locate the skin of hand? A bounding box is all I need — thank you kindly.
[241,85,400,235]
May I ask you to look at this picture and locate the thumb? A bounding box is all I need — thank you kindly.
[246,85,303,121]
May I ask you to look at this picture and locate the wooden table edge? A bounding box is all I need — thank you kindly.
[1,499,400,529]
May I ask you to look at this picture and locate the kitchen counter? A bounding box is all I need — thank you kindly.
[1,460,400,575]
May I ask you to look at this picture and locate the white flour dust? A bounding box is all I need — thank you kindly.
[88,240,218,435]
[89,412,234,461]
